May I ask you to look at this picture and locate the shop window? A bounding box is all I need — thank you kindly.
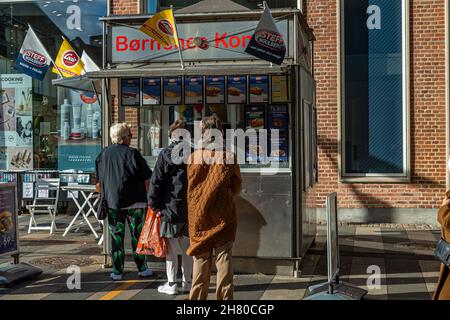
[0,1,106,173]
[342,0,409,179]
[137,75,292,171]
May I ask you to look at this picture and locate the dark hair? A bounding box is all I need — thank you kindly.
[169,119,187,135]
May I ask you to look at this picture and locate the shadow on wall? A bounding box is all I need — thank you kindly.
[317,135,443,223]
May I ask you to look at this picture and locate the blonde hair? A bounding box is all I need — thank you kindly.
[110,122,131,144]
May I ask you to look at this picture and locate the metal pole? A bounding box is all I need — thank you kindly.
[171,5,185,70]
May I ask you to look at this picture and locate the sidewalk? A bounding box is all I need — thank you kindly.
[0,214,441,300]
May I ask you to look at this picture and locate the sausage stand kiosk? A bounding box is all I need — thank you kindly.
[54,5,317,276]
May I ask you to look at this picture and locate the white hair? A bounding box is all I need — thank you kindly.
[110,122,131,144]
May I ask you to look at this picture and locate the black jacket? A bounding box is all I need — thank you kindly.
[96,144,152,210]
[148,140,189,223]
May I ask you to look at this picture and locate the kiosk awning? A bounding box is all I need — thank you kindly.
[52,75,103,94]
[85,65,291,79]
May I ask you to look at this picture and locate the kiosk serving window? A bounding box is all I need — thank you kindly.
[136,75,291,170]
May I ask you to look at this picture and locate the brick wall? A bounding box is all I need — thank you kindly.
[109,0,140,148]
[111,0,139,15]
[306,0,447,210]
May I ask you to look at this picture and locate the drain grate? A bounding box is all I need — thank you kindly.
[29,256,98,269]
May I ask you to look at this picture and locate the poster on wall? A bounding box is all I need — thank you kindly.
[57,89,102,172]
[270,133,289,162]
[206,76,225,104]
[163,77,182,105]
[245,105,265,130]
[271,75,288,102]
[267,104,288,132]
[0,184,18,256]
[184,76,203,105]
[227,76,247,104]
[121,78,140,106]
[142,77,161,105]
[0,74,33,170]
[249,75,269,103]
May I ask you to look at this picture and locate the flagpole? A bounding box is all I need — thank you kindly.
[28,24,64,78]
[171,5,185,70]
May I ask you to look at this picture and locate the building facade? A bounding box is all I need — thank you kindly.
[305,0,447,224]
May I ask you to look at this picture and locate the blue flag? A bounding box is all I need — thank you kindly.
[15,26,52,81]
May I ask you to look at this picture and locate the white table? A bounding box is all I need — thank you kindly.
[61,184,104,245]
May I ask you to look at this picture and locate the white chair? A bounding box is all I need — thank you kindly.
[26,178,60,234]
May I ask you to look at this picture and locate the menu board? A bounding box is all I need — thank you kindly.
[227,76,247,104]
[245,105,265,130]
[184,76,204,105]
[271,75,288,102]
[268,104,289,132]
[142,77,161,105]
[206,76,225,104]
[163,77,182,105]
[249,75,269,103]
[0,184,18,256]
[121,78,140,106]
[270,133,289,162]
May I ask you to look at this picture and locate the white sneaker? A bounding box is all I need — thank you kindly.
[158,282,178,295]
[181,281,191,293]
[110,273,122,281]
[138,269,153,278]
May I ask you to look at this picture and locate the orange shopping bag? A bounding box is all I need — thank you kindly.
[136,208,167,258]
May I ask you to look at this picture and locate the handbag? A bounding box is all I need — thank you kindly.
[435,225,450,267]
[435,234,450,267]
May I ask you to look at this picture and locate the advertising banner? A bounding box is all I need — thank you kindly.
[111,19,289,63]
[58,144,102,172]
[268,104,288,132]
[184,77,203,105]
[139,8,179,48]
[0,184,18,256]
[244,3,287,65]
[121,78,141,106]
[249,75,269,103]
[0,74,33,170]
[52,38,85,78]
[206,76,225,104]
[143,77,161,105]
[15,26,52,81]
[227,76,247,104]
[163,77,182,105]
[271,75,288,102]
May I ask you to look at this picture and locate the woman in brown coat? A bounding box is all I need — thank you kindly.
[433,192,450,300]
[186,116,242,300]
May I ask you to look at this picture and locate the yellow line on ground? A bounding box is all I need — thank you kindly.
[99,280,138,300]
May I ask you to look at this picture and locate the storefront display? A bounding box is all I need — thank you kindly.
[163,77,182,105]
[0,184,18,256]
[206,76,225,104]
[227,76,247,104]
[184,76,203,105]
[142,78,161,105]
[271,75,289,102]
[121,78,141,106]
[249,75,269,103]
[0,74,33,170]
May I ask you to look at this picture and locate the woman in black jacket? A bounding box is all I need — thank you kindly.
[149,120,193,295]
[96,123,152,281]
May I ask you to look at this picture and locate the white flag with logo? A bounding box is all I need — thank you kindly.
[15,25,52,81]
